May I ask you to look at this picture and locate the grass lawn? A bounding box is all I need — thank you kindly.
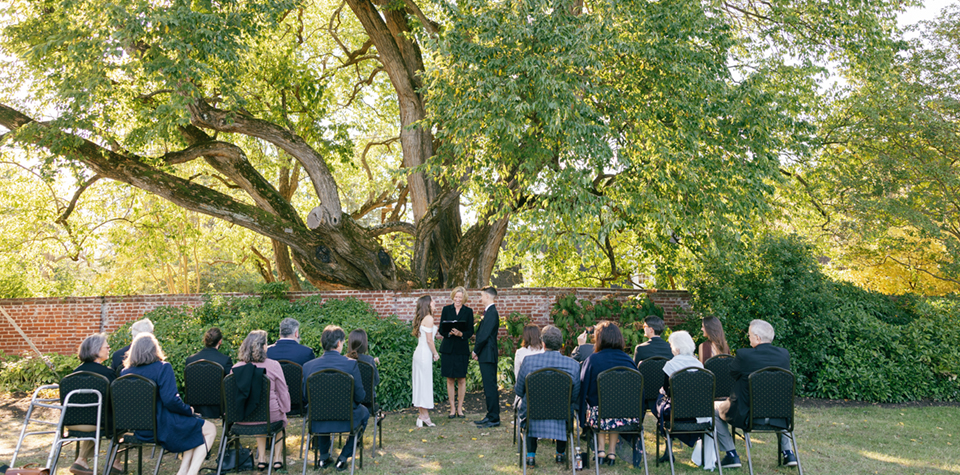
[3,393,959,475]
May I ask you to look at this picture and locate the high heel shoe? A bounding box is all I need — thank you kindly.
[416,417,436,427]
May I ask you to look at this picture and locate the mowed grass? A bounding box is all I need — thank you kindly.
[3,397,960,475]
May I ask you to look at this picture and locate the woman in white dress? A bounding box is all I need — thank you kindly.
[412,294,440,427]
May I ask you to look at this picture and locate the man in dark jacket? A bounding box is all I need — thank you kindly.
[714,319,797,468]
[267,318,315,366]
[632,316,673,365]
[184,327,233,418]
[472,286,501,428]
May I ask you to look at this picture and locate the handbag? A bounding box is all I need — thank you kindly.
[691,434,718,470]
[6,464,50,475]
[216,447,254,472]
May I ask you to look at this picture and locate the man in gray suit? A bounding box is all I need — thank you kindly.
[515,325,581,467]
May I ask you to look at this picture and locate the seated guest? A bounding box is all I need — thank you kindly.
[698,316,731,363]
[345,329,380,389]
[513,324,544,380]
[570,327,595,364]
[579,321,638,467]
[633,316,673,366]
[266,318,315,366]
[515,325,580,467]
[185,327,233,418]
[232,330,291,471]
[122,334,215,475]
[66,334,124,475]
[714,320,797,468]
[653,331,704,463]
[302,326,369,471]
[111,318,153,374]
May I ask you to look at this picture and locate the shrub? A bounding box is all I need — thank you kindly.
[108,295,445,411]
[550,293,664,355]
[686,233,960,402]
[0,352,80,393]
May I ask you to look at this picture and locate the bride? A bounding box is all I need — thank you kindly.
[412,295,440,427]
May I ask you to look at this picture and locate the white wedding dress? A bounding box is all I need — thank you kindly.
[412,325,435,409]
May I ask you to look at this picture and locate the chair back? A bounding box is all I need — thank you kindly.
[637,357,668,406]
[184,360,225,411]
[222,372,272,426]
[278,360,304,416]
[110,374,158,434]
[525,368,573,428]
[596,366,643,422]
[703,354,734,399]
[357,361,376,408]
[305,369,354,428]
[666,367,715,432]
[60,371,111,427]
[747,367,795,432]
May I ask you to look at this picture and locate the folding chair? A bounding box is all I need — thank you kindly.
[357,360,382,453]
[301,369,364,475]
[744,367,802,475]
[659,367,723,475]
[217,373,286,475]
[184,360,227,462]
[48,372,112,475]
[105,375,168,475]
[595,366,648,475]
[518,368,576,475]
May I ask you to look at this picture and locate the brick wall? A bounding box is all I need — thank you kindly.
[0,288,691,356]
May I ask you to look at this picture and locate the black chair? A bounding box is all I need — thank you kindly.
[704,354,735,400]
[594,366,648,475]
[517,368,576,475]
[277,360,305,457]
[184,360,227,461]
[217,373,286,475]
[744,367,802,475]
[637,357,669,416]
[50,372,111,475]
[357,360,382,453]
[301,369,363,475]
[105,374,168,475]
[659,367,722,475]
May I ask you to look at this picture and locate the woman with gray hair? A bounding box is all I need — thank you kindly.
[66,334,124,475]
[653,330,705,462]
[122,334,215,475]
[231,330,291,471]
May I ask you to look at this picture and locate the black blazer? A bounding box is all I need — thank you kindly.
[75,361,117,382]
[633,336,673,366]
[110,345,130,373]
[473,304,500,363]
[571,344,594,364]
[266,339,315,367]
[438,304,474,355]
[185,347,232,375]
[724,343,791,429]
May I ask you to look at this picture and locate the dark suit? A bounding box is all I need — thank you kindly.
[110,345,130,374]
[439,304,474,378]
[633,336,673,366]
[184,347,232,418]
[715,343,791,452]
[473,303,500,422]
[302,350,369,460]
[267,339,315,367]
[515,351,580,453]
[571,344,594,364]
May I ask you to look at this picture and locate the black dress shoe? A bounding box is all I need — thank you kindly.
[477,420,500,428]
[474,417,490,425]
[526,456,536,467]
[334,459,349,472]
[658,453,674,464]
[449,413,458,419]
[316,457,335,469]
[555,453,566,464]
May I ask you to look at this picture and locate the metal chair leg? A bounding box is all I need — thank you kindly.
[790,431,803,475]
[639,428,649,475]
[522,426,529,475]
[151,448,165,475]
[349,433,358,475]
[744,432,754,475]
[666,433,676,475]
[593,431,600,475]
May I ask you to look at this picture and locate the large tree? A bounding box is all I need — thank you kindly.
[0,0,906,290]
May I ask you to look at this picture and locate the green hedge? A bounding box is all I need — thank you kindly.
[108,295,448,411]
[0,352,80,393]
[684,234,960,403]
[550,293,665,355]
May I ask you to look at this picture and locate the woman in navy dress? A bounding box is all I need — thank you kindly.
[579,321,640,467]
[121,334,215,475]
[438,286,474,418]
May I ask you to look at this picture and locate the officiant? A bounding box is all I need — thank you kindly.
[439,286,474,418]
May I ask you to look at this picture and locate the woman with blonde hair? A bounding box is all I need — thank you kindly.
[121,334,215,475]
[231,330,291,470]
[411,295,440,427]
[438,286,474,418]
[699,316,731,363]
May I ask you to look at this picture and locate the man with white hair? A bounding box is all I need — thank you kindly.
[714,319,796,468]
[110,317,154,373]
[267,317,315,366]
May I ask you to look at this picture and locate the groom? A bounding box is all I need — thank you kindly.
[472,286,500,428]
